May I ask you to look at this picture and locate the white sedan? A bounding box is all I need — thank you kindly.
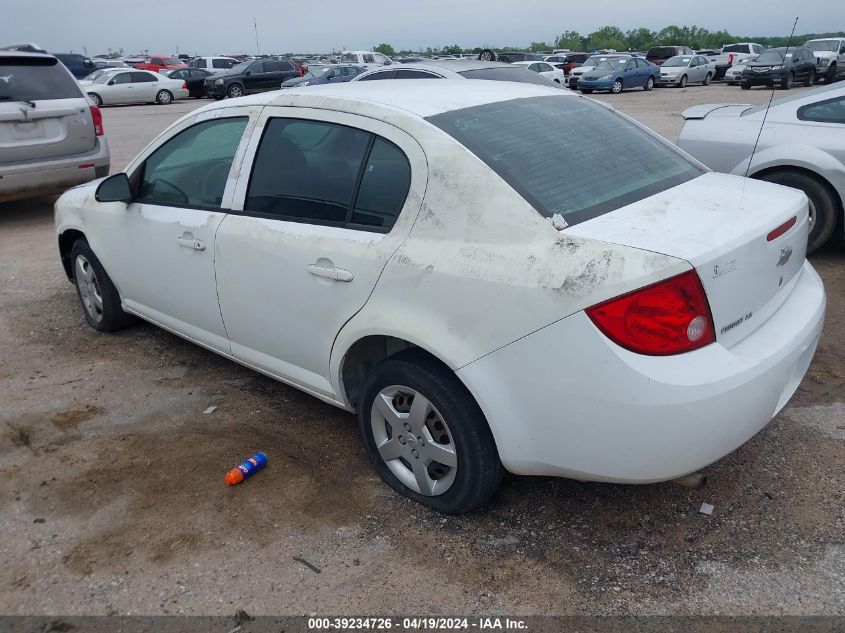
[657,55,716,87]
[55,81,824,513]
[84,69,189,106]
[512,60,566,83]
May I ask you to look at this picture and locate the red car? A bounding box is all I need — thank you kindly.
[134,56,187,73]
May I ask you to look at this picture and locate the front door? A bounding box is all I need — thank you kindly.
[92,111,255,352]
[214,108,428,398]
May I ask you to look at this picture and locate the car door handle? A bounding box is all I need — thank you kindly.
[177,235,206,251]
[307,263,353,282]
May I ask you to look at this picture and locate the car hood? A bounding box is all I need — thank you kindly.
[682,104,752,120]
[282,77,309,87]
[581,70,616,80]
[747,60,784,68]
[812,51,837,59]
[659,66,686,73]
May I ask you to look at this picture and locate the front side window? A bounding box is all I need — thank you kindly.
[138,117,248,208]
[394,69,438,79]
[798,96,845,123]
[112,73,133,85]
[212,58,232,69]
[250,62,264,73]
[428,96,703,226]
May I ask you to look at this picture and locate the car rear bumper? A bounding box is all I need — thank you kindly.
[0,137,109,203]
[458,260,825,483]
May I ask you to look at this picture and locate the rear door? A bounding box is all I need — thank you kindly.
[214,107,428,397]
[130,72,159,102]
[0,55,94,163]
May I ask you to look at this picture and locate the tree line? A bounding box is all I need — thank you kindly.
[373,26,845,57]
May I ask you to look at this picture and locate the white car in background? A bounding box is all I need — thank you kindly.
[678,82,845,252]
[339,50,393,69]
[84,69,189,106]
[804,38,845,84]
[54,81,823,513]
[188,56,240,74]
[512,60,565,84]
[657,55,716,87]
[567,54,630,89]
[725,59,754,85]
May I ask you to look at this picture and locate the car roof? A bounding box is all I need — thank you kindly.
[0,50,57,61]
[198,79,573,119]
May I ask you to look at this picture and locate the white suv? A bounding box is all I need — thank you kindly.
[188,56,239,74]
[339,51,392,69]
[805,38,845,84]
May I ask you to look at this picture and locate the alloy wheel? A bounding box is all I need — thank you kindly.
[370,385,457,496]
[74,255,104,324]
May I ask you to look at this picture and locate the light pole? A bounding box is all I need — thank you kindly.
[253,18,260,55]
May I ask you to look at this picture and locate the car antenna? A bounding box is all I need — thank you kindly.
[746,17,799,177]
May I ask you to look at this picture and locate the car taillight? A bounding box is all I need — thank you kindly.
[182,81,187,89]
[729,53,735,65]
[89,105,104,136]
[298,65,305,77]
[585,270,715,356]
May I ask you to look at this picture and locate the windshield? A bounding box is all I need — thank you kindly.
[427,96,703,226]
[663,56,691,67]
[0,58,82,100]
[756,49,785,64]
[229,61,252,74]
[805,40,839,52]
[595,59,625,71]
[722,44,750,53]
[458,67,559,86]
[83,69,110,81]
[341,53,357,62]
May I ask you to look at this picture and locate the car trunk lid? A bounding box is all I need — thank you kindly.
[566,172,809,349]
[0,98,95,163]
[681,104,752,120]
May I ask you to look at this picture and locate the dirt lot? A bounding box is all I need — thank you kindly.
[1,84,843,616]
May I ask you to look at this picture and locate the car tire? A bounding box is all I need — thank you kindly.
[155,89,173,104]
[227,84,244,98]
[757,170,838,253]
[679,74,688,88]
[644,76,655,91]
[478,49,496,62]
[611,79,623,94]
[703,72,712,86]
[741,81,751,90]
[70,239,137,332]
[580,88,593,94]
[554,78,561,84]
[781,72,794,89]
[826,64,837,83]
[358,351,504,514]
[88,93,103,106]
[804,70,815,87]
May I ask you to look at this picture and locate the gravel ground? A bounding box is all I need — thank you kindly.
[0,84,843,617]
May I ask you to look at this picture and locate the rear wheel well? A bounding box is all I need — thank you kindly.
[751,166,844,238]
[340,336,454,410]
[58,229,86,280]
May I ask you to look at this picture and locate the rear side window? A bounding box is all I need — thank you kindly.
[428,96,703,226]
[245,118,411,231]
[458,67,556,86]
[0,57,82,100]
[351,138,411,228]
[358,71,393,81]
[139,117,248,208]
[194,58,207,68]
[798,96,845,123]
[131,72,156,82]
[394,69,439,79]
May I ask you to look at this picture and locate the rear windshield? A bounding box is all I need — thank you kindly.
[647,47,679,58]
[427,96,703,226]
[722,44,751,53]
[457,67,557,86]
[0,57,82,100]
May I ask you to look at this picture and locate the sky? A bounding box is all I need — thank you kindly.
[2,0,838,56]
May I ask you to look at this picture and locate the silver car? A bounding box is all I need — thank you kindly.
[677,83,845,252]
[352,60,561,87]
[657,55,716,87]
[0,51,109,203]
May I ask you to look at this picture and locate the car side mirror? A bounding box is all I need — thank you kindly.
[95,173,132,203]
[245,70,252,76]
[108,80,115,85]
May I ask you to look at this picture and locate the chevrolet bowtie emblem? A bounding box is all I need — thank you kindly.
[777,246,793,267]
